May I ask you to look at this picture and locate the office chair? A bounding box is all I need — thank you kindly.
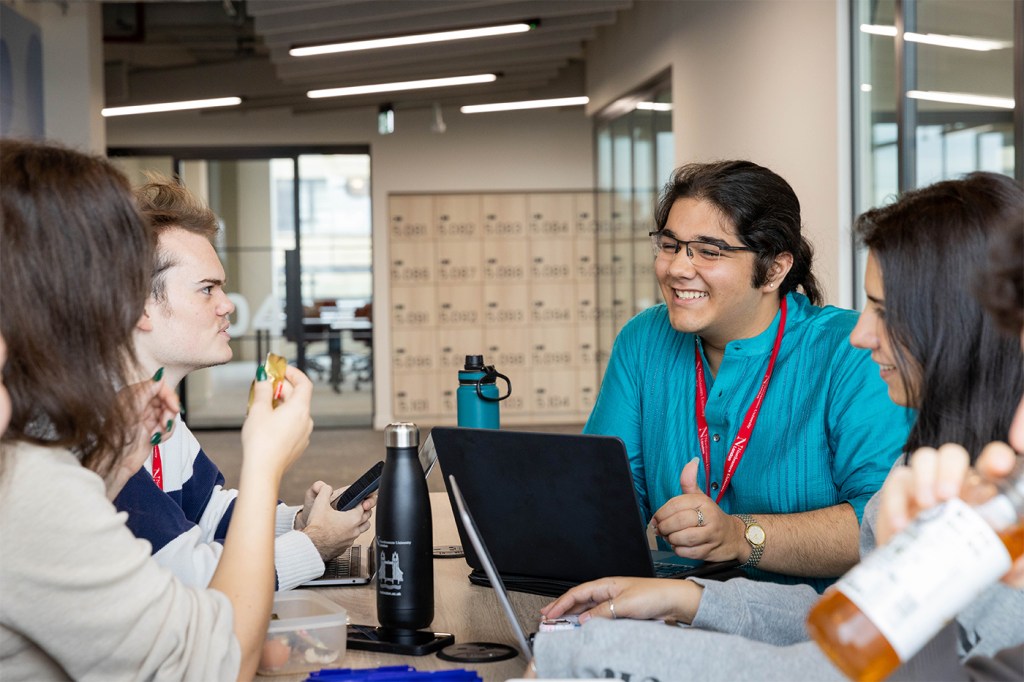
[350,302,373,391]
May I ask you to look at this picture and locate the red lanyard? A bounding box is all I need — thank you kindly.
[694,297,787,503]
[151,445,163,491]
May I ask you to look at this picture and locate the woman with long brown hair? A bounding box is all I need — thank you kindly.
[0,139,313,681]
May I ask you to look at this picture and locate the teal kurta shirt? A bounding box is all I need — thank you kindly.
[584,293,913,592]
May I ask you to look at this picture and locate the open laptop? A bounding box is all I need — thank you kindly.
[433,427,740,596]
[302,432,439,586]
[448,475,535,661]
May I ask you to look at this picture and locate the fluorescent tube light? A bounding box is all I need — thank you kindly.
[907,90,1014,109]
[101,96,242,117]
[859,24,1009,51]
[460,96,588,113]
[291,22,535,57]
[860,84,873,92]
[906,32,1010,51]
[860,24,898,37]
[635,102,673,111]
[308,74,497,99]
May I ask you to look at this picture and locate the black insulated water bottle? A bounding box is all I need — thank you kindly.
[376,422,433,632]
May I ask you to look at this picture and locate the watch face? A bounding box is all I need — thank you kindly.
[746,524,766,546]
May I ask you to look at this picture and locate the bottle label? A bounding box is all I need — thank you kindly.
[835,498,1012,660]
[377,537,412,596]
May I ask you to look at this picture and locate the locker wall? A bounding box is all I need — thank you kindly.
[389,191,598,424]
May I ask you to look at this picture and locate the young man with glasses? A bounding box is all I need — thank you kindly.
[583,160,910,593]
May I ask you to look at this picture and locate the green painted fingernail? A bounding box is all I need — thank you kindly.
[152,367,164,382]
[165,419,174,432]
[149,432,162,446]
[256,364,267,381]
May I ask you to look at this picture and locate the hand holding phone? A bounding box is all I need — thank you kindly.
[333,461,384,512]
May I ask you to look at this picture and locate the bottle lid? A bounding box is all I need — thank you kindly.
[464,354,485,371]
[385,422,420,448]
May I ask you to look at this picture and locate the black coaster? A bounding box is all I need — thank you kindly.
[437,642,519,663]
[347,625,454,656]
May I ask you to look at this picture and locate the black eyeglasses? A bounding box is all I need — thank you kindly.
[648,231,754,267]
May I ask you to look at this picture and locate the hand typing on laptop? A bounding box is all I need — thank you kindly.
[540,576,705,625]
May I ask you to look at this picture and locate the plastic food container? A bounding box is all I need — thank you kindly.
[257,591,348,676]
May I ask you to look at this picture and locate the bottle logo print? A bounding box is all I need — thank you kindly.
[378,547,405,589]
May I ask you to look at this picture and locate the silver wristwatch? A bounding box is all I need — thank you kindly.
[737,513,765,569]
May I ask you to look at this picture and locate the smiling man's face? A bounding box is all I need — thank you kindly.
[656,197,781,348]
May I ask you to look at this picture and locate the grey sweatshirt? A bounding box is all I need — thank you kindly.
[534,492,1024,681]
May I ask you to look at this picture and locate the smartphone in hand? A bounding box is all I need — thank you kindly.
[333,461,384,511]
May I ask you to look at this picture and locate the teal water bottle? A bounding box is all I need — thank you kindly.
[457,355,511,429]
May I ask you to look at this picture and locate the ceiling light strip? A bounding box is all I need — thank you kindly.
[907,90,1014,109]
[905,32,1010,51]
[101,97,242,117]
[859,24,1009,51]
[309,74,497,99]
[291,22,535,57]
[635,102,673,111]
[460,96,589,113]
[860,24,898,37]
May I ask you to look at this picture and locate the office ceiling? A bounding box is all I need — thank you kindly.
[102,0,634,115]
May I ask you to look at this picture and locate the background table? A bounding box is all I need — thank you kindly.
[260,492,549,681]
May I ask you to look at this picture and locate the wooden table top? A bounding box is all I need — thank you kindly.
[260,492,548,682]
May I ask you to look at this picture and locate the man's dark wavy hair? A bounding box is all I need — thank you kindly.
[655,160,822,305]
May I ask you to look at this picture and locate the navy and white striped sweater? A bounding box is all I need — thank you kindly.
[113,415,324,591]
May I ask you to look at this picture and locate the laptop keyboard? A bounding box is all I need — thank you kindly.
[653,561,695,578]
[321,545,361,580]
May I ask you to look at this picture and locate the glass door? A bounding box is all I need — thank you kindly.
[593,80,673,381]
[851,0,1020,308]
[109,146,372,428]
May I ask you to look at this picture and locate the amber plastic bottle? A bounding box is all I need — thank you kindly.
[807,466,1024,682]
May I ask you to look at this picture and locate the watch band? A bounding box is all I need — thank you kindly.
[737,513,765,569]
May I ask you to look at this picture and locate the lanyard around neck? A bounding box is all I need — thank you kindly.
[694,296,788,503]
[151,445,163,491]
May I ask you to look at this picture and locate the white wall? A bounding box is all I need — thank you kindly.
[107,105,595,427]
[586,0,849,305]
[11,1,105,152]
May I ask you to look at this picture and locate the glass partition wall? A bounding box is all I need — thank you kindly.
[110,147,373,428]
[851,0,1022,307]
[593,80,673,381]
